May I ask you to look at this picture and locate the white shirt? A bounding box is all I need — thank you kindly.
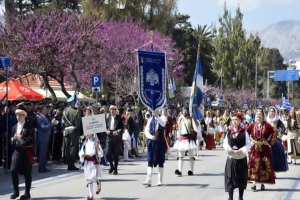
[144,116,166,140]
[178,116,201,135]
[16,122,25,134]
[110,115,116,130]
[223,129,251,160]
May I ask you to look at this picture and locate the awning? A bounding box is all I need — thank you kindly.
[33,88,95,103]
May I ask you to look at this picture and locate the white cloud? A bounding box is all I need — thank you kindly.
[217,0,296,11]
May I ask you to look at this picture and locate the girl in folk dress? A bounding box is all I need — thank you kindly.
[122,118,132,161]
[286,107,300,164]
[206,123,216,150]
[79,134,104,200]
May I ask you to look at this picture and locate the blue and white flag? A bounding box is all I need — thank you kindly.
[189,57,204,121]
[137,50,167,110]
[282,95,291,111]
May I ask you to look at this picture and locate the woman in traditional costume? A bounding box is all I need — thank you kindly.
[206,123,216,150]
[266,106,288,173]
[224,113,251,200]
[247,108,276,191]
[286,107,300,164]
[213,110,222,145]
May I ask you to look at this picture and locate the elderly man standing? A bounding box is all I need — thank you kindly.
[10,104,34,200]
[63,97,82,170]
[106,105,124,175]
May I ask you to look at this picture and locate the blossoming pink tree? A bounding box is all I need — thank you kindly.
[0,10,183,100]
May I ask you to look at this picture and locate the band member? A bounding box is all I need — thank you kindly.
[106,105,124,175]
[224,113,251,200]
[10,105,34,200]
[247,108,276,191]
[173,107,200,176]
[161,107,173,160]
[143,109,166,186]
[79,134,103,200]
[266,107,288,172]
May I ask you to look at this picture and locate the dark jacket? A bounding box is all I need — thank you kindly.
[106,114,124,143]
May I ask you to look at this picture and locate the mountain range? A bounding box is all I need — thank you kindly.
[258,20,300,62]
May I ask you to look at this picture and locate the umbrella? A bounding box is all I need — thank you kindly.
[0,80,44,101]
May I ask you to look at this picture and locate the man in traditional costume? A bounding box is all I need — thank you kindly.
[143,108,166,186]
[10,105,34,200]
[79,133,103,200]
[224,113,251,200]
[247,108,276,191]
[286,107,300,164]
[105,105,124,175]
[161,107,173,160]
[173,107,200,176]
[266,107,288,173]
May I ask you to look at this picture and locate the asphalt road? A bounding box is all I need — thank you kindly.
[0,147,300,200]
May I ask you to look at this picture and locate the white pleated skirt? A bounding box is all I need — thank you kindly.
[84,161,102,181]
[173,139,197,151]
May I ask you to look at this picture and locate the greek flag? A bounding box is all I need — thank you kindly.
[282,95,291,111]
[189,57,204,121]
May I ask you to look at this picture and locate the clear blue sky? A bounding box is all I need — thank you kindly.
[177,0,300,31]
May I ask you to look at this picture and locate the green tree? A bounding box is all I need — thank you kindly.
[165,14,216,85]
[213,4,260,90]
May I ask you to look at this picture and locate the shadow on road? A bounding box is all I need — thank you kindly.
[33,196,83,199]
[276,177,300,180]
[262,188,300,192]
[164,183,209,188]
[101,179,137,182]
[101,198,140,200]
[194,173,224,176]
[117,172,146,176]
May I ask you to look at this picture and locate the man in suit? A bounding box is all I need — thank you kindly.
[36,104,57,173]
[106,105,124,175]
[10,105,34,200]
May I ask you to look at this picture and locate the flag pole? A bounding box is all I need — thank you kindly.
[150,31,154,51]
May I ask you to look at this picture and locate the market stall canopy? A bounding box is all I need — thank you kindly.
[33,88,95,103]
[0,80,44,101]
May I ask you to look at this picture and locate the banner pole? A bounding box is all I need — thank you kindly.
[150,31,153,51]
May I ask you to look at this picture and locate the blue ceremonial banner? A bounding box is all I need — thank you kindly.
[137,50,167,110]
[189,57,204,121]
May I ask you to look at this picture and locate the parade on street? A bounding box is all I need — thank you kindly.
[1,0,300,200]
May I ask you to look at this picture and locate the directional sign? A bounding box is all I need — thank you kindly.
[91,75,101,92]
[274,70,299,81]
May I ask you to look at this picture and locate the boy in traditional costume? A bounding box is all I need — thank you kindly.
[173,107,200,176]
[224,113,251,200]
[79,133,103,200]
[143,109,166,186]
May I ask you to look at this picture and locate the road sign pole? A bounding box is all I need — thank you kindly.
[292,81,294,106]
[96,92,98,105]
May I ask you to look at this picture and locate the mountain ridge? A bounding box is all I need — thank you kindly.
[258,20,300,61]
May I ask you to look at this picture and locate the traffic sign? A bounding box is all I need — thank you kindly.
[274,70,299,81]
[91,75,101,92]
[218,94,224,102]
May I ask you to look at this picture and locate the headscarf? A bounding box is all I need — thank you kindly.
[266,106,279,124]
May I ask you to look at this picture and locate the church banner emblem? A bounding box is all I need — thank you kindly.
[137,50,167,110]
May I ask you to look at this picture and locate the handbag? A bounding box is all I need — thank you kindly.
[63,111,76,136]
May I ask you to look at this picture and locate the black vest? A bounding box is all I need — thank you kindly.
[226,130,246,149]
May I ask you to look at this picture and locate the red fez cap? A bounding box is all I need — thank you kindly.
[234,113,243,121]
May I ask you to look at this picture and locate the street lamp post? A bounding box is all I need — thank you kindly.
[264,66,270,99]
[168,57,175,101]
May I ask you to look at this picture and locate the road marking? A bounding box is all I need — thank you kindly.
[282,173,300,200]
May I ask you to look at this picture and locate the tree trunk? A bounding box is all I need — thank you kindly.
[52,72,71,99]
[41,73,57,101]
[70,65,80,93]
[5,0,15,22]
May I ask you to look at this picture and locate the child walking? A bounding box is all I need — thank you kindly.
[79,133,103,200]
[122,120,132,161]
